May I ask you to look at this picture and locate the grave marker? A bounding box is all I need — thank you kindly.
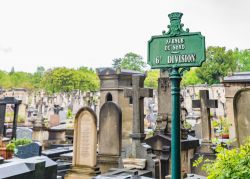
[15,142,42,159]
[49,114,60,127]
[124,74,153,158]
[98,101,122,172]
[65,107,100,178]
[192,90,218,143]
[16,127,33,139]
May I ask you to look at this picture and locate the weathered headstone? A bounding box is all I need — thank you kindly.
[124,74,153,158]
[233,89,250,146]
[191,90,218,175]
[157,70,171,134]
[16,127,33,139]
[98,101,122,173]
[15,142,42,159]
[124,75,160,178]
[59,110,67,124]
[65,107,100,178]
[192,90,218,145]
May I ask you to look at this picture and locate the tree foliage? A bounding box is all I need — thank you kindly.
[41,67,99,93]
[0,66,99,93]
[194,139,250,179]
[183,47,250,86]
[196,46,237,84]
[181,68,203,86]
[112,52,146,72]
[145,70,159,89]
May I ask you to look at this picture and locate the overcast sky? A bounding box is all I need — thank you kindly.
[0,0,249,72]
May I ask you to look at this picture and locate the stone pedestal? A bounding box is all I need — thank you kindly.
[32,128,49,148]
[97,155,121,173]
[47,128,66,146]
[190,142,216,176]
[65,165,101,179]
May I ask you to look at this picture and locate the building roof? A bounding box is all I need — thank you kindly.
[96,67,142,76]
[223,72,250,83]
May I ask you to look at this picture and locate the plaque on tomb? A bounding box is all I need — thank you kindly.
[49,114,60,127]
[15,142,42,159]
[73,107,97,167]
[16,127,33,139]
[99,102,122,156]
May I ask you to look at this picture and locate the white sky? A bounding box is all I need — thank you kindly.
[0,0,249,72]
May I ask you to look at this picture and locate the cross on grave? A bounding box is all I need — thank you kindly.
[124,74,153,157]
[192,90,218,142]
[0,97,22,139]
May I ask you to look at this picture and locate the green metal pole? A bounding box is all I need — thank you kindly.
[170,68,181,179]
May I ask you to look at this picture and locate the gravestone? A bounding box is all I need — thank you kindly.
[49,114,60,127]
[156,70,171,134]
[191,90,218,175]
[59,110,67,124]
[65,107,100,178]
[98,101,122,173]
[192,90,218,148]
[233,89,250,146]
[0,156,57,179]
[15,142,42,159]
[124,74,153,158]
[16,127,33,139]
[0,97,22,139]
[124,75,160,178]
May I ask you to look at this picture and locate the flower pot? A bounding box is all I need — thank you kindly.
[0,148,13,159]
[222,133,229,139]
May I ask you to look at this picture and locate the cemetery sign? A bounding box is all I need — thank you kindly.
[147,12,206,179]
[148,12,205,69]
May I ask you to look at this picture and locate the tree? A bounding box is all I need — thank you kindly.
[112,52,146,72]
[145,70,159,89]
[0,70,12,88]
[32,66,45,89]
[234,49,250,72]
[112,58,122,69]
[9,67,15,75]
[9,72,34,89]
[181,68,203,86]
[196,46,237,84]
[41,67,99,93]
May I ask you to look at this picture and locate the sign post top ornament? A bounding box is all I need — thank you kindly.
[148,12,205,69]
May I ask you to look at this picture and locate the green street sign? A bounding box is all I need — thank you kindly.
[148,12,206,69]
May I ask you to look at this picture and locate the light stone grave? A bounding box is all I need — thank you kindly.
[65,107,100,178]
[16,127,33,139]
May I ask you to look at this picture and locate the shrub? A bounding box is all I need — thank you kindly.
[194,138,250,179]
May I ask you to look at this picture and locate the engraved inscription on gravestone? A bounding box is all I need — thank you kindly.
[73,107,97,167]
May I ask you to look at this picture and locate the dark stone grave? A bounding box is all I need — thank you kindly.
[93,168,153,179]
[42,146,73,161]
[15,142,42,159]
[0,156,57,179]
[0,97,22,139]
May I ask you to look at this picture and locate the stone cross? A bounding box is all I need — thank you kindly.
[192,90,218,142]
[124,74,153,157]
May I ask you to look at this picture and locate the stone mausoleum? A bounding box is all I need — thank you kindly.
[97,68,142,156]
